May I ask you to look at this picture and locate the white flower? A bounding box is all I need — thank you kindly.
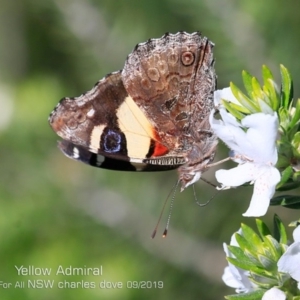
[214,87,241,107]
[222,229,257,293]
[210,88,281,217]
[262,287,286,300]
[278,226,300,288]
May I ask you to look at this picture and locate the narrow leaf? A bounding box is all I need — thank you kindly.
[251,77,263,102]
[276,166,293,189]
[230,82,259,112]
[262,65,274,84]
[270,195,300,209]
[256,219,271,238]
[261,235,281,261]
[276,180,300,192]
[227,257,264,273]
[292,131,300,159]
[289,98,300,129]
[257,253,277,270]
[227,245,256,265]
[273,214,287,244]
[280,64,293,108]
[240,223,263,250]
[242,70,254,98]
[262,65,276,109]
[221,100,248,120]
[225,290,265,300]
[264,78,280,110]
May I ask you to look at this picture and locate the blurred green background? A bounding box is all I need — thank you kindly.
[1,0,300,299]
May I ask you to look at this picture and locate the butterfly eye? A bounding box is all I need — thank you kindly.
[66,119,78,130]
[147,68,160,82]
[167,51,179,65]
[73,111,86,123]
[157,60,168,74]
[181,51,195,66]
[140,77,152,90]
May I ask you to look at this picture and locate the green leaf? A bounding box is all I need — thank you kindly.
[273,214,287,244]
[227,245,258,267]
[270,195,300,209]
[250,273,278,288]
[278,107,291,131]
[262,65,280,110]
[242,70,254,98]
[250,267,276,279]
[230,82,259,113]
[280,64,293,109]
[243,249,261,266]
[293,170,300,181]
[250,269,278,281]
[280,244,288,255]
[265,79,280,110]
[289,98,300,129]
[227,257,265,274]
[276,180,300,192]
[256,219,271,238]
[262,65,275,84]
[225,289,265,300]
[221,100,248,120]
[257,253,277,270]
[257,96,274,114]
[240,224,263,251]
[292,131,300,159]
[234,230,261,264]
[276,166,294,189]
[251,77,263,103]
[261,235,282,262]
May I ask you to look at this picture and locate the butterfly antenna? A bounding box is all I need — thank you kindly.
[206,156,232,168]
[193,183,220,207]
[151,179,180,239]
[200,176,217,188]
[162,179,180,238]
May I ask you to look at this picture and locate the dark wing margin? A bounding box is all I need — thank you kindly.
[58,140,183,172]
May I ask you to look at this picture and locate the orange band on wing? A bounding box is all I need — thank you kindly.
[151,141,169,157]
[150,129,169,157]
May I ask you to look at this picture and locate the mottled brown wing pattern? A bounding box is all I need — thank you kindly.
[49,71,129,157]
[49,32,217,188]
[122,32,215,157]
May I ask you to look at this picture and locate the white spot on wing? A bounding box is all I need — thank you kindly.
[90,125,105,152]
[129,158,144,163]
[96,155,105,167]
[87,108,95,118]
[73,147,80,159]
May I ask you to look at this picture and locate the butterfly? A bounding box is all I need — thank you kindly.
[49,31,217,191]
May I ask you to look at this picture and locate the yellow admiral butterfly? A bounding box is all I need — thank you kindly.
[49,32,217,191]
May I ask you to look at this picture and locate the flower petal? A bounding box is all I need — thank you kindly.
[210,111,279,166]
[223,231,257,293]
[222,260,255,293]
[210,109,249,155]
[222,266,241,289]
[262,287,286,300]
[278,241,300,282]
[243,165,280,217]
[214,87,240,106]
[216,163,256,187]
[293,225,300,242]
[241,113,279,164]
